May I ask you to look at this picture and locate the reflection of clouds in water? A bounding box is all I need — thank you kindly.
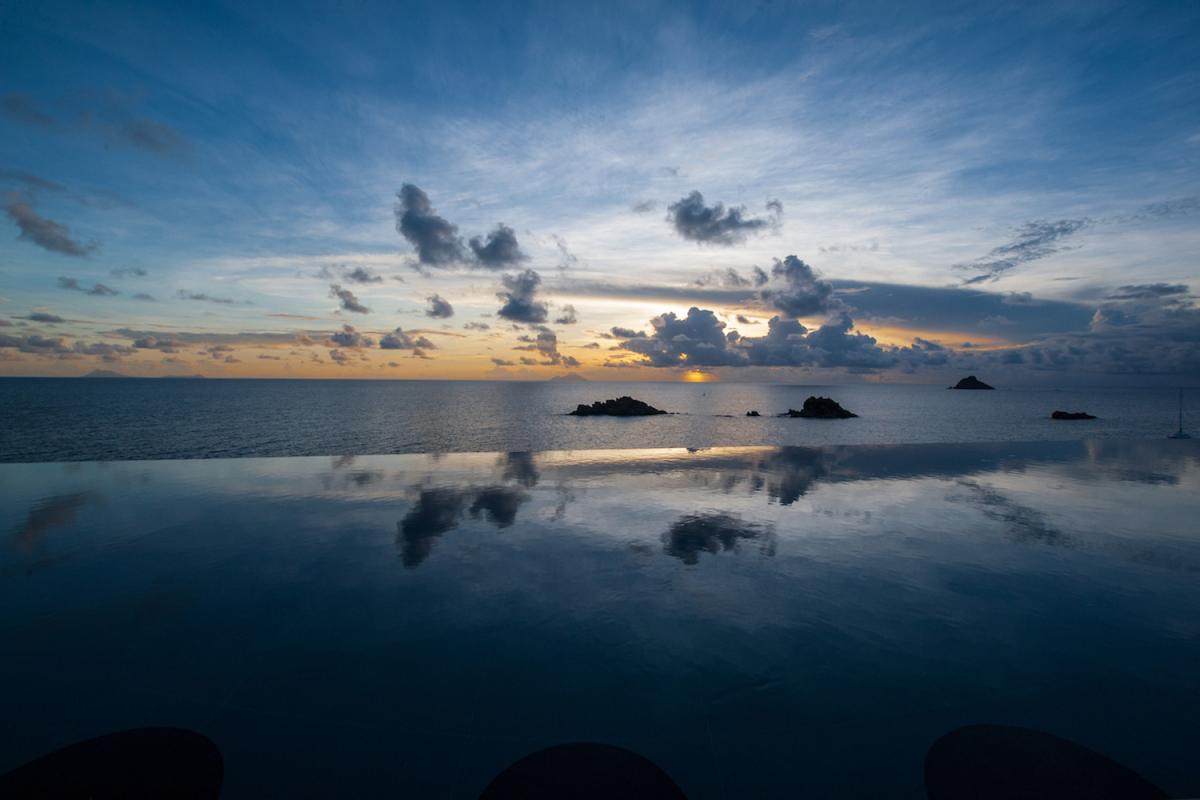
[661,512,776,565]
[953,480,1076,548]
[501,452,540,488]
[397,485,529,567]
[11,492,92,550]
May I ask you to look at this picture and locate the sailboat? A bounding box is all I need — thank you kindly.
[1168,388,1191,439]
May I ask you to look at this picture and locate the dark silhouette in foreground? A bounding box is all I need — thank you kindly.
[925,725,1167,800]
[0,728,223,799]
[569,396,667,416]
[1052,410,1097,420]
[482,743,686,799]
[950,375,995,390]
[781,396,858,419]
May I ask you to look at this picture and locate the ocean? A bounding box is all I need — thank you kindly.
[1,377,1193,462]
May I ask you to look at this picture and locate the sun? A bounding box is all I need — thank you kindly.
[682,370,715,383]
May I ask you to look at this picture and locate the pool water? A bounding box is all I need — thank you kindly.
[2,440,1198,798]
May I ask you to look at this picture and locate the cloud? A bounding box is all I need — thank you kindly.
[497,269,548,324]
[613,305,917,371]
[0,167,64,192]
[379,327,435,353]
[4,201,95,256]
[695,266,769,289]
[959,218,1092,284]
[667,191,781,245]
[554,304,578,325]
[491,357,515,366]
[464,321,490,331]
[426,294,454,319]
[316,264,382,284]
[73,340,136,361]
[1,93,57,128]
[27,312,65,323]
[396,485,529,567]
[1106,283,1189,301]
[329,284,369,313]
[118,118,189,158]
[0,333,70,353]
[394,183,468,266]
[327,324,374,348]
[631,199,656,213]
[110,267,148,278]
[177,289,243,305]
[468,224,527,268]
[513,325,579,367]
[759,255,837,317]
[132,292,156,301]
[57,277,118,296]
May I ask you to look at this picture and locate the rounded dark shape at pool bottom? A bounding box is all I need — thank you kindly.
[0,727,223,799]
[924,724,1168,800]
[480,742,687,799]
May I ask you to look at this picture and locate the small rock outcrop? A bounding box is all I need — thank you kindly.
[745,410,761,417]
[569,396,668,417]
[781,396,858,419]
[950,375,995,390]
[1051,410,1097,420]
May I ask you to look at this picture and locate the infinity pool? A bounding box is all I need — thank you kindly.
[2,440,1198,797]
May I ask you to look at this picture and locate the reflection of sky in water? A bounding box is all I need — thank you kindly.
[1,440,1198,798]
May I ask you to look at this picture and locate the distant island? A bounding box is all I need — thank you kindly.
[549,374,588,382]
[781,396,858,419]
[1052,410,1097,420]
[569,396,666,416]
[950,375,994,390]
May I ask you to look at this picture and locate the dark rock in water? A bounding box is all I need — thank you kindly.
[569,396,667,416]
[781,396,858,419]
[745,410,761,417]
[1051,410,1097,420]
[950,375,994,390]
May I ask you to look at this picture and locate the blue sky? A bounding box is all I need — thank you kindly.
[2,0,1198,381]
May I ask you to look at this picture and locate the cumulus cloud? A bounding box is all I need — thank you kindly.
[469,224,527,267]
[958,218,1092,284]
[667,191,781,245]
[497,269,549,324]
[695,266,769,289]
[380,327,436,354]
[4,201,95,256]
[57,277,118,296]
[513,325,579,367]
[394,183,468,266]
[554,304,578,325]
[329,284,369,314]
[426,294,454,319]
[759,255,837,317]
[327,324,375,348]
[463,321,490,331]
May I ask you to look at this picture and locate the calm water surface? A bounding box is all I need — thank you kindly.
[1,377,1196,461]
[2,439,1198,797]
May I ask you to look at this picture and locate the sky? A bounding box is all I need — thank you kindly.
[1,0,1198,383]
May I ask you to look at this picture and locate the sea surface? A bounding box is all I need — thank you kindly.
[1,377,1194,462]
[2,440,1198,797]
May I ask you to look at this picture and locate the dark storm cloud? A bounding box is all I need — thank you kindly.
[394,183,469,266]
[4,201,95,256]
[554,304,578,325]
[759,255,837,317]
[661,513,777,565]
[379,327,435,354]
[1,93,57,128]
[58,277,118,296]
[425,294,454,319]
[497,269,549,324]
[958,218,1092,284]
[468,224,527,267]
[667,191,781,245]
[329,284,369,314]
[327,324,374,348]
